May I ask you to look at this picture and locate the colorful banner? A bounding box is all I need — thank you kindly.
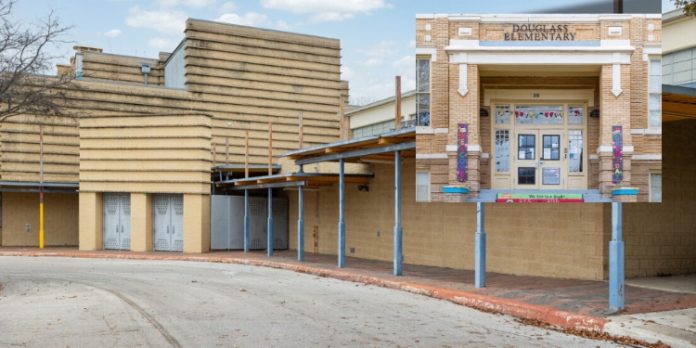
[496,193,584,203]
[457,123,468,182]
[612,126,623,184]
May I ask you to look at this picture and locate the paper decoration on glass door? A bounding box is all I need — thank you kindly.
[457,123,468,182]
[612,126,623,184]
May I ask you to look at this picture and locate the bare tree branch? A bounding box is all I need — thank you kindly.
[0,0,76,121]
[673,0,696,15]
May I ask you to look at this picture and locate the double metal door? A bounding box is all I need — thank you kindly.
[153,194,184,252]
[103,193,131,250]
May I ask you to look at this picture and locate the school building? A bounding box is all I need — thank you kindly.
[0,15,694,299]
[414,14,663,203]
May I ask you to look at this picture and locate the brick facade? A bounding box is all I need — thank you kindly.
[416,14,662,202]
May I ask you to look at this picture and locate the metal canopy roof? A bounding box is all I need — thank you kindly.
[664,85,696,123]
[212,163,281,173]
[219,172,374,190]
[283,128,415,165]
[0,181,79,193]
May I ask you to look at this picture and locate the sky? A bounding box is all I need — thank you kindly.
[14,0,669,105]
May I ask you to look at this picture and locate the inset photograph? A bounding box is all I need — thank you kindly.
[415,13,662,203]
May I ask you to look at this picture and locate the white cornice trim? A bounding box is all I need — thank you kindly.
[416,126,434,134]
[633,154,662,160]
[417,13,653,22]
[449,51,632,65]
[597,145,634,154]
[631,128,662,135]
[446,144,481,152]
[416,153,449,159]
[416,47,437,62]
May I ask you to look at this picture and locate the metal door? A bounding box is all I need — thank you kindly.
[153,194,183,252]
[119,194,131,249]
[103,193,130,250]
[170,195,184,252]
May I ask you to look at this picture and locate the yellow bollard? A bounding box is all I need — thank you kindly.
[39,193,44,249]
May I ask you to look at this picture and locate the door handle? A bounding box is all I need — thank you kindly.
[167,225,170,234]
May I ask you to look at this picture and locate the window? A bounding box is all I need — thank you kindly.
[518,134,535,160]
[351,120,395,139]
[416,172,430,202]
[648,58,662,128]
[568,130,584,173]
[416,57,431,127]
[542,135,560,160]
[495,130,510,172]
[514,105,563,125]
[495,105,511,125]
[568,105,584,125]
[649,173,662,202]
[518,167,535,185]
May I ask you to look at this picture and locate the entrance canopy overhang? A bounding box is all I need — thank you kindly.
[664,85,696,122]
[219,172,374,190]
[0,181,78,194]
[284,128,416,165]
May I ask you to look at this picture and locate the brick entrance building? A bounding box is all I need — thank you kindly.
[414,14,662,203]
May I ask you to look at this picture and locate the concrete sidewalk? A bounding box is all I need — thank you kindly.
[2,247,694,347]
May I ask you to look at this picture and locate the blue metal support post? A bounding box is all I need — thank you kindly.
[244,189,250,253]
[298,186,305,261]
[475,202,486,288]
[393,151,403,276]
[267,188,273,257]
[609,202,624,312]
[338,159,346,268]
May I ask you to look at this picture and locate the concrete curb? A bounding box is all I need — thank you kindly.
[0,250,607,333]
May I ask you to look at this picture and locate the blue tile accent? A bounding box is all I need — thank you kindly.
[611,187,639,196]
[443,186,470,194]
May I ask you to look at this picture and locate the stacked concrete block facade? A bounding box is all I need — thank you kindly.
[0,19,344,252]
[414,14,662,202]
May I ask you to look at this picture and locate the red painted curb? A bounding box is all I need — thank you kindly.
[1,250,607,332]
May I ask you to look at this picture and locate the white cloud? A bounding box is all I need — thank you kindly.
[104,28,122,38]
[275,20,292,30]
[219,1,236,12]
[392,55,413,68]
[357,40,394,67]
[125,6,187,35]
[363,58,382,67]
[156,0,216,8]
[260,0,389,22]
[216,12,269,27]
[341,65,354,80]
[149,37,175,50]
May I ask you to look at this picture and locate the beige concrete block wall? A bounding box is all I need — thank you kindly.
[79,113,212,195]
[184,19,343,165]
[183,193,211,253]
[623,120,696,277]
[78,192,102,250]
[0,114,78,183]
[1,192,78,247]
[130,193,153,252]
[288,159,607,280]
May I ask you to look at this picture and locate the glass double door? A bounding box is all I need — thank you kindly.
[514,129,566,189]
